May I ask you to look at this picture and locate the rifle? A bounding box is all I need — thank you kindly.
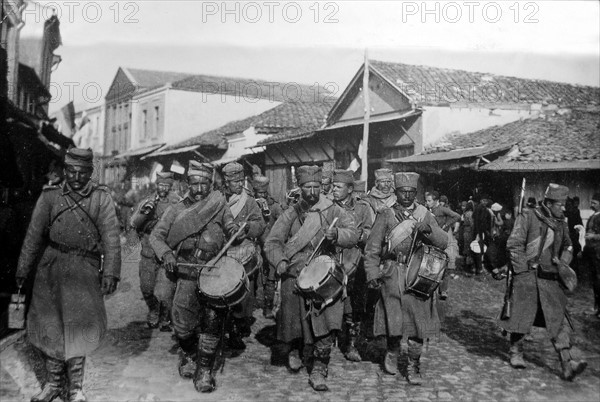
[501,177,525,320]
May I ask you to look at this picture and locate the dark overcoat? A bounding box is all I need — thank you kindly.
[131,192,181,258]
[364,202,448,339]
[17,182,121,360]
[499,207,572,338]
[264,197,359,343]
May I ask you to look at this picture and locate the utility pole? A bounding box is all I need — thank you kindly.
[360,49,370,189]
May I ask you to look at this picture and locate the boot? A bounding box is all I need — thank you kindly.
[145,295,160,329]
[66,357,87,402]
[193,335,218,393]
[344,322,362,362]
[158,303,172,332]
[31,356,65,402]
[309,348,330,392]
[227,318,246,350]
[509,334,526,369]
[177,337,197,379]
[287,349,304,372]
[558,349,587,381]
[383,350,398,375]
[406,339,423,385]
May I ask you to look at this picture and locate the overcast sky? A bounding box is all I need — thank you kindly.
[20,0,598,113]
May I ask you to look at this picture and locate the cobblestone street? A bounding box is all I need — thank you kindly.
[2,240,599,402]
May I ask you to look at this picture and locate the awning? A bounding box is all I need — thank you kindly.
[142,144,200,159]
[113,143,165,159]
[480,159,600,172]
[211,144,263,166]
[388,143,514,164]
[322,109,422,131]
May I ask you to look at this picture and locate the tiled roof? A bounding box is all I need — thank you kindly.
[371,60,600,108]
[423,110,600,163]
[172,75,334,103]
[167,101,330,150]
[124,68,193,90]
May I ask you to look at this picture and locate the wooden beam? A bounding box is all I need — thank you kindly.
[316,140,334,161]
[263,149,277,165]
[361,49,370,182]
[399,124,416,145]
[298,142,314,160]
[273,145,293,165]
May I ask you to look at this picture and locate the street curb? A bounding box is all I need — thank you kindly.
[0,330,25,352]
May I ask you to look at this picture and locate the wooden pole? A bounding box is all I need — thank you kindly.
[360,49,370,189]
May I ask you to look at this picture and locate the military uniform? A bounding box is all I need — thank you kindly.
[130,172,180,329]
[429,203,461,296]
[332,169,373,362]
[222,163,266,347]
[149,161,236,393]
[264,165,359,391]
[363,168,397,221]
[364,172,448,384]
[16,148,121,402]
[500,184,587,381]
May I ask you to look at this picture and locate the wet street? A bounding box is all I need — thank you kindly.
[2,238,599,402]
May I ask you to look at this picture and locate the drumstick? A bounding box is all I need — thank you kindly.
[306,217,339,266]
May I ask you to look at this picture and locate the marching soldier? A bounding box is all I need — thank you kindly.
[253,175,284,319]
[363,168,397,219]
[16,147,121,402]
[264,165,359,391]
[221,162,266,349]
[364,172,448,385]
[149,161,237,393]
[331,169,373,362]
[130,172,180,330]
[500,183,587,381]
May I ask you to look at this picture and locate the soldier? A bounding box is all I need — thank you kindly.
[264,165,359,391]
[15,147,121,402]
[149,161,236,393]
[364,172,448,385]
[500,183,587,381]
[363,168,397,220]
[253,175,284,319]
[321,176,334,200]
[425,191,461,299]
[221,162,266,349]
[331,169,373,362]
[130,172,180,330]
[583,193,600,317]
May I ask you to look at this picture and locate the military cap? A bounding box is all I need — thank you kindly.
[188,160,212,180]
[544,183,569,203]
[156,171,174,185]
[64,147,94,169]
[222,162,244,181]
[332,169,354,184]
[394,172,419,189]
[296,165,322,186]
[253,175,270,192]
[375,168,393,181]
[321,177,332,185]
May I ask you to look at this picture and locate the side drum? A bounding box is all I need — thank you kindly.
[197,256,249,309]
[296,255,345,307]
[405,245,448,300]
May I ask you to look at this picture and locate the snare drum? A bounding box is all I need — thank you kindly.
[228,241,260,276]
[197,256,249,308]
[405,245,448,300]
[296,255,346,307]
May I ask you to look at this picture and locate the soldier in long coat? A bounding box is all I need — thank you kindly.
[16,148,121,402]
[499,183,587,381]
[364,172,448,385]
[150,161,237,393]
[253,175,285,319]
[221,162,266,349]
[331,169,373,362]
[363,168,397,221]
[130,172,180,330]
[264,165,359,391]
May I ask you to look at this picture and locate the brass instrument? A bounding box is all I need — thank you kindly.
[141,193,160,215]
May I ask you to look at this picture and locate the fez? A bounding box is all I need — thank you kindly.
[64,147,94,169]
[375,168,393,181]
[394,172,419,189]
[156,172,174,185]
[544,183,569,203]
[253,175,270,192]
[223,162,244,181]
[296,165,322,186]
[188,160,212,180]
[332,169,354,184]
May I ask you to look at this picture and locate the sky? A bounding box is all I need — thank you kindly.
[17,0,599,113]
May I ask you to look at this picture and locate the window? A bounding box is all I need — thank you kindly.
[142,109,148,140]
[153,106,159,138]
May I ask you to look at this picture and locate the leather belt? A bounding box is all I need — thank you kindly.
[48,240,101,260]
[537,266,559,281]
